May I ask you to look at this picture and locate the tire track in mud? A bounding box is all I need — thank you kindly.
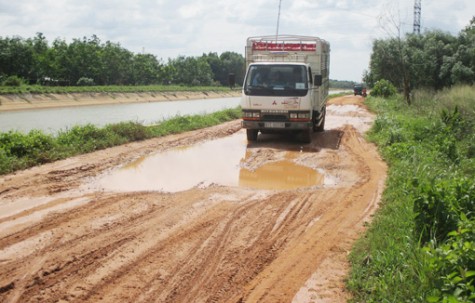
[242,126,386,302]
[0,96,386,303]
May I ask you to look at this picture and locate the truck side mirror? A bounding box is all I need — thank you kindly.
[314,75,322,86]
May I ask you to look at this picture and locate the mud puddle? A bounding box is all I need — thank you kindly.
[91,103,374,193]
[94,130,326,192]
[239,159,323,190]
[326,104,374,132]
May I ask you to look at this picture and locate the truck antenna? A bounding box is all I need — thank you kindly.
[276,0,282,41]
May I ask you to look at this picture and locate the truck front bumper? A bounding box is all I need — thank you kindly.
[242,120,312,130]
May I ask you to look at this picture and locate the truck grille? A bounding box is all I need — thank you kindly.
[262,114,287,121]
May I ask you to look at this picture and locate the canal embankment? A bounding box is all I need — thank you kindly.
[0,90,242,112]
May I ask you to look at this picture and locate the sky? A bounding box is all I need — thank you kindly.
[0,0,474,82]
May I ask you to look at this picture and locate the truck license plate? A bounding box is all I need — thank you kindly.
[264,122,285,128]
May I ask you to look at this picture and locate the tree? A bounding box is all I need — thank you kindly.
[203,52,245,86]
[48,38,70,84]
[27,32,49,83]
[367,18,475,101]
[0,33,245,87]
[407,30,457,90]
[131,54,162,85]
[0,36,34,82]
[66,35,104,84]
[97,41,133,85]
[444,17,475,85]
[169,56,213,86]
[204,52,224,85]
[220,51,245,86]
[368,39,402,88]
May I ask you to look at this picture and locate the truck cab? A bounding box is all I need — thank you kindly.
[241,35,330,143]
[353,83,367,97]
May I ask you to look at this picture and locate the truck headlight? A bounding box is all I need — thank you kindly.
[290,112,310,120]
[243,111,260,119]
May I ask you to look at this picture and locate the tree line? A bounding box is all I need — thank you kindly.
[364,17,475,103]
[329,79,358,89]
[0,33,245,87]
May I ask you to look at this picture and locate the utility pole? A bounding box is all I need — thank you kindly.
[413,0,421,34]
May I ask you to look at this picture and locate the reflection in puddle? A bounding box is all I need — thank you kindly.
[97,130,324,193]
[98,132,247,192]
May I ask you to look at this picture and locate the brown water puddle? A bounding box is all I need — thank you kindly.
[239,160,323,190]
[96,130,324,193]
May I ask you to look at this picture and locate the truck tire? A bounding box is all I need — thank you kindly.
[315,108,326,132]
[246,129,258,141]
[301,128,312,144]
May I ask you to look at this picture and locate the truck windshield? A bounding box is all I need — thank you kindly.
[244,65,308,97]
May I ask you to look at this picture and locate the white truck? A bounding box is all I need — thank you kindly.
[241,35,330,143]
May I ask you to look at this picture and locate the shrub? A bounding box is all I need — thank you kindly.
[425,216,475,302]
[57,124,109,152]
[76,77,95,86]
[2,75,24,87]
[414,177,475,244]
[0,148,13,174]
[0,130,54,158]
[105,122,149,141]
[371,79,397,97]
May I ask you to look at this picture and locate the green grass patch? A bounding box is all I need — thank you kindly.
[0,84,235,95]
[0,107,241,175]
[348,85,475,302]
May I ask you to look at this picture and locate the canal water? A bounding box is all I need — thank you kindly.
[0,97,241,134]
[0,90,349,135]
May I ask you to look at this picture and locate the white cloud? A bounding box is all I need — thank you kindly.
[178,1,205,19]
[0,0,473,81]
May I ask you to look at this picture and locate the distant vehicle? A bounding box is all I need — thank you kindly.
[241,35,330,143]
[354,84,367,97]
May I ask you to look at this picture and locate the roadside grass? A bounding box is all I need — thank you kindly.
[0,107,241,175]
[0,84,235,95]
[348,85,475,302]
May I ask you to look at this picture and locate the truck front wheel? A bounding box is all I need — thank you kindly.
[315,108,326,132]
[246,129,258,141]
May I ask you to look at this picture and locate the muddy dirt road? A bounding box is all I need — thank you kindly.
[0,95,386,303]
